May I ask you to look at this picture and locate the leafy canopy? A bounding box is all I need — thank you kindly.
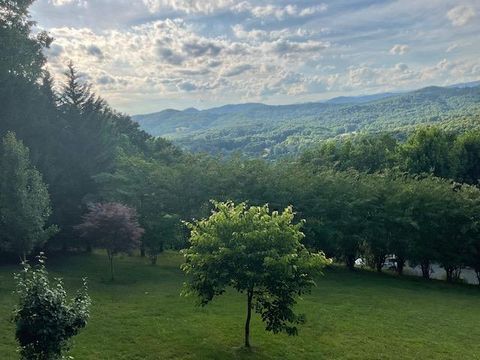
[13,254,90,360]
[182,201,330,343]
[75,202,144,280]
[0,132,58,258]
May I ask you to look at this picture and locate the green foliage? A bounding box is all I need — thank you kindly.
[13,254,90,359]
[263,160,480,282]
[94,154,187,257]
[453,130,480,184]
[432,182,478,282]
[144,213,181,265]
[134,86,480,158]
[0,132,58,258]
[301,134,398,173]
[304,126,480,186]
[399,127,454,178]
[181,201,330,347]
[468,232,480,285]
[0,0,52,82]
[75,203,144,280]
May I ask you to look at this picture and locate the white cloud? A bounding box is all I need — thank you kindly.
[142,0,325,17]
[271,39,329,55]
[446,43,458,53]
[232,25,320,43]
[222,64,253,77]
[330,58,480,92]
[232,2,327,20]
[43,17,332,109]
[395,63,409,72]
[389,44,409,55]
[49,0,87,7]
[143,0,235,14]
[447,5,475,26]
[232,25,268,41]
[299,5,328,17]
[30,0,480,112]
[50,0,74,5]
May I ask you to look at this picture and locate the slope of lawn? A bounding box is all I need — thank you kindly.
[0,251,479,359]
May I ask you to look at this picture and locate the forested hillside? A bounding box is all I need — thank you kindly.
[134,86,480,158]
[2,1,480,358]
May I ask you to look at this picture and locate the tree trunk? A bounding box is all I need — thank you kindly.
[151,255,157,265]
[396,257,405,276]
[140,246,145,258]
[108,252,115,281]
[244,288,253,348]
[421,261,430,280]
[445,267,460,283]
[345,254,356,271]
[445,267,453,283]
[453,267,461,282]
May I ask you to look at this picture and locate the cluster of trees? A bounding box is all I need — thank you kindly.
[0,0,179,260]
[92,144,480,284]
[302,127,480,184]
[272,167,480,284]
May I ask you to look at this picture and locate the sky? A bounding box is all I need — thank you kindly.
[30,0,480,115]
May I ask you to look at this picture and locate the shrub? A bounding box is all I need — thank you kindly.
[13,254,91,360]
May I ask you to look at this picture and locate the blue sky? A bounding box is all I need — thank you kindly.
[31,0,480,114]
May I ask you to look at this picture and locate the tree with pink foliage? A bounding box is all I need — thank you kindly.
[76,203,144,280]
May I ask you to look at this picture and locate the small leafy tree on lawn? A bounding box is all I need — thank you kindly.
[13,253,90,360]
[181,201,330,348]
[76,202,144,280]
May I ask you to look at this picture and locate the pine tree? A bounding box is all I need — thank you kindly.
[60,61,95,110]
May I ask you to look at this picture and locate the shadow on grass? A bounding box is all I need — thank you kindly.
[232,345,263,358]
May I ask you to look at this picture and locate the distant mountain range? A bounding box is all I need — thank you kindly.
[323,92,399,104]
[447,80,480,89]
[133,82,480,158]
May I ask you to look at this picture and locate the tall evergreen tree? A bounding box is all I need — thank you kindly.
[48,63,119,250]
[60,61,96,111]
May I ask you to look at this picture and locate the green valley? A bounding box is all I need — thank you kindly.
[134,85,480,158]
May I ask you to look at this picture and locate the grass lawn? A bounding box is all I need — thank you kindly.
[0,251,479,359]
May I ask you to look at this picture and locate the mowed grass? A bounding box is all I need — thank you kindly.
[0,252,479,360]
